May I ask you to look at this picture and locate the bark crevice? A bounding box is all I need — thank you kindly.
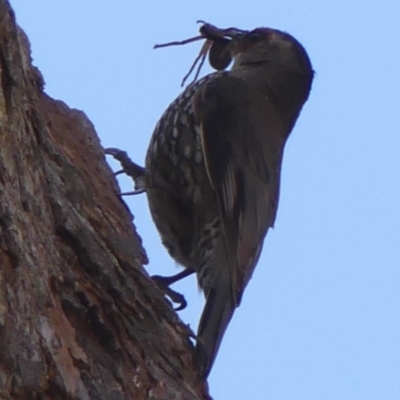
[0,1,210,398]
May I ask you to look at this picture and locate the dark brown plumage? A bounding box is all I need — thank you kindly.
[107,23,313,378]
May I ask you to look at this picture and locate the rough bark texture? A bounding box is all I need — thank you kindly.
[0,1,210,399]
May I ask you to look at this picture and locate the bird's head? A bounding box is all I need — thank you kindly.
[154,22,313,129]
[201,24,313,88]
[226,28,311,75]
[200,23,314,130]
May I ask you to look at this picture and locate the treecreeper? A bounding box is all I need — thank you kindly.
[106,22,314,378]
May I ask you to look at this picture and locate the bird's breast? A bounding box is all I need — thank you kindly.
[144,75,220,269]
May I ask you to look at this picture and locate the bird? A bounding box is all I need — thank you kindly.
[106,22,313,378]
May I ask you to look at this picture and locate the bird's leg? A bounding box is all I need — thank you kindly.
[152,269,195,311]
[105,147,193,310]
[105,148,148,195]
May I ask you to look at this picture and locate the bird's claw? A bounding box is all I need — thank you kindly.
[105,147,148,194]
[118,189,147,196]
[152,275,188,311]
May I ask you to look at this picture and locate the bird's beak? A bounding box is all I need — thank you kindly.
[198,22,247,42]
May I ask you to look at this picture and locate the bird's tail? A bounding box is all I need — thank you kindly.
[196,280,236,377]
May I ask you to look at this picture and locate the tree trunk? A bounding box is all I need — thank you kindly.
[0,1,210,399]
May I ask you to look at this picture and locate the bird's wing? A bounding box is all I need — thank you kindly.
[193,74,286,305]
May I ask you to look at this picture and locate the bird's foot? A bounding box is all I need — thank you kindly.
[152,275,188,311]
[151,269,195,311]
[105,147,148,194]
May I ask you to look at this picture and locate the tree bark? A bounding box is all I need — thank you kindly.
[0,1,210,399]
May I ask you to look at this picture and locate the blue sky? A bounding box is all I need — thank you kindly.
[10,1,400,399]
